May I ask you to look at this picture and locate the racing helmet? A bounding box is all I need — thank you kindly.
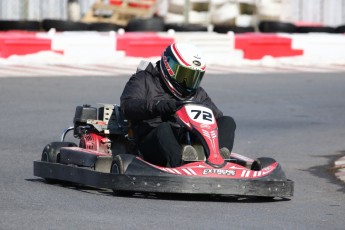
[159,43,206,99]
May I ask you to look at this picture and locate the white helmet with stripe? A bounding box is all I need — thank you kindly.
[159,43,206,100]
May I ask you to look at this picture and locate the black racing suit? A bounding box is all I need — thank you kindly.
[120,61,236,167]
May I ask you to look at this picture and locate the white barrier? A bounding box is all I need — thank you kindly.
[1,31,345,67]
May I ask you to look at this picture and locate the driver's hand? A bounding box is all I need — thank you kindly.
[154,100,179,117]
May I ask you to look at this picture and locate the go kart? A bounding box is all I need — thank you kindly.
[33,102,294,198]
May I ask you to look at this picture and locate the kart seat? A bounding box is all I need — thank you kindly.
[98,104,129,135]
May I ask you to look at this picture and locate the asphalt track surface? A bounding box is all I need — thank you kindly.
[1,72,345,229]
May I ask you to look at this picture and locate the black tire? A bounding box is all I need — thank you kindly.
[335,25,345,33]
[125,17,165,32]
[251,157,276,171]
[42,19,89,31]
[0,20,41,31]
[41,142,77,183]
[165,23,207,32]
[111,154,136,196]
[213,25,255,34]
[88,22,121,31]
[258,20,296,33]
[41,142,77,163]
[295,26,335,33]
[251,157,283,200]
[111,155,126,174]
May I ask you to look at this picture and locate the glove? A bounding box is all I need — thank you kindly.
[154,100,178,117]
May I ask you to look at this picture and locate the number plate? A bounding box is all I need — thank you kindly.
[185,105,215,125]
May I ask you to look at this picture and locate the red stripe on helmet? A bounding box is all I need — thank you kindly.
[159,61,184,99]
[172,43,190,67]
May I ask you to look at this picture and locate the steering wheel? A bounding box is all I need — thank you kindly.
[176,100,202,108]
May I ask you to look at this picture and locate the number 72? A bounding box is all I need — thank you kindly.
[191,110,213,121]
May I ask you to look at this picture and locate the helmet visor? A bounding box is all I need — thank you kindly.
[167,57,205,91]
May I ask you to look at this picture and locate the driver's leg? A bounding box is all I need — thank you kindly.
[217,116,236,152]
[139,122,182,167]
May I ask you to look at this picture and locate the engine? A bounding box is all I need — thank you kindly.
[79,133,112,154]
[72,104,128,155]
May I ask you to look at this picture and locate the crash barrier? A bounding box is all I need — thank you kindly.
[0,31,54,58]
[1,30,345,64]
[235,33,303,60]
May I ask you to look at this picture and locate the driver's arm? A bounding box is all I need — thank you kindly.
[120,73,157,121]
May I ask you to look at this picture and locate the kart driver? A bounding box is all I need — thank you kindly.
[120,43,236,167]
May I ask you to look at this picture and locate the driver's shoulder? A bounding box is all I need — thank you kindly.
[133,60,159,80]
[136,60,159,75]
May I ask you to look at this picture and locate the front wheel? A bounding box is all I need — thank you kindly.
[251,157,279,200]
[251,157,276,171]
[111,154,135,197]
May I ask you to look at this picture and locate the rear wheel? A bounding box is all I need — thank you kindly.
[41,142,77,183]
[41,142,77,163]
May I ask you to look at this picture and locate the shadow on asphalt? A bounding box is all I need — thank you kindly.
[27,178,291,203]
[307,150,345,194]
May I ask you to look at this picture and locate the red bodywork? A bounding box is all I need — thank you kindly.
[140,158,278,179]
[176,104,224,165]
[75,103,278,179]
[147,104,278,179]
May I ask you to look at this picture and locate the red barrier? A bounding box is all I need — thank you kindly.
[116,32,174,57]
[0,31,37,52]
[235,33,303,59]
[109,0,122,5]
[0,31,53,58]
[126,39,174,57]
[116,32,158,50]
[1,38,52,58]
[109,0,156,8]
